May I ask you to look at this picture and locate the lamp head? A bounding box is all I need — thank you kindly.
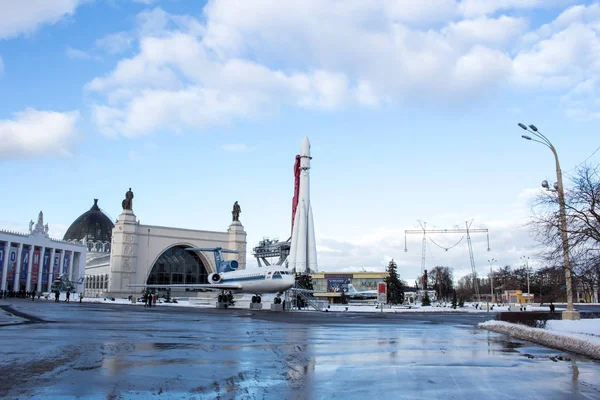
[553,182,559,190]
[518,123,528,130]
[521,135,532,140]
[542,180,549,189]
[529,124,538,132]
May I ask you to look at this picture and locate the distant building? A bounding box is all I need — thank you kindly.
[502,289,534,304]
[1,211,86,294]
[311,272,387,304]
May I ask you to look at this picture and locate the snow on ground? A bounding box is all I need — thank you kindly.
[479,319,600,360]
[546,319,600,339]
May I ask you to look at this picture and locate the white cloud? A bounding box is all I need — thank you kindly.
[132,0,160,4]
[443,16,528,48]
[0,108,80,159]
[0,0,83,40]
[513,4,600,89]
[458,0,576,18]
[561,78,600,120]
[0,57,3,75]
[95,32,133,54]
[222,143,255,153]
[85,2,600,136]
[66,46,93,60]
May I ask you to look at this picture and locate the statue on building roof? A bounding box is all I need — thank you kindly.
[232,201,241,222]
[122,187,134,210]
[29,220,34,232]
[44,223,49,235]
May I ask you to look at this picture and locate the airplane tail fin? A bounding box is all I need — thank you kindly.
[346,283,357,295]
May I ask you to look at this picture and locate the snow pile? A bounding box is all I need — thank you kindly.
[478,320,600,360]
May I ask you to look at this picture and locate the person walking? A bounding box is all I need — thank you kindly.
[66,291,70,303]
[79,293,83,303]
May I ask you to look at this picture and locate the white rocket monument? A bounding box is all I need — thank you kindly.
[287,136,318,274]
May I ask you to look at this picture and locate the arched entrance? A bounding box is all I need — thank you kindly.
[146,245,209,285]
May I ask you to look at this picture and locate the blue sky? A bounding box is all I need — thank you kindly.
[1,0,599,283]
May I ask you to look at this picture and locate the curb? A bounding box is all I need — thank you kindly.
[479,321,600,360]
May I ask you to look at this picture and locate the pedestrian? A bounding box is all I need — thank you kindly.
[550,302,555,313]
[66,291,70,303]
[79,293,83,303]
[31,290,35,301]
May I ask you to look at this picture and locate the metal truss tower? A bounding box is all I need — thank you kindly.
[405,220,490,302]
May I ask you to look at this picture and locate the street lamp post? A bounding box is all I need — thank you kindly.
[520,255,530,301]
[519,123,580,320]
[488,258,496,303]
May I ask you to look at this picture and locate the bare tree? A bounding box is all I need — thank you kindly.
[529,164,600,300]
[427,266,454,301]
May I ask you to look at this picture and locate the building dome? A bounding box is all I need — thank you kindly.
[63,199,115,244]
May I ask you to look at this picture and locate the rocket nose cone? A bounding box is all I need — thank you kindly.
[301,136,310,155]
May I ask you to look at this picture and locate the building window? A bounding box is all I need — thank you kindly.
[147,246,209,286]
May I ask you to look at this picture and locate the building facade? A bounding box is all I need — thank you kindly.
[0,211,86,295]
[65,192,247,298]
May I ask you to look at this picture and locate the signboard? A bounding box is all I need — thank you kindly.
[327,277,351,293]
[62,252,70,275]
[52,253,60,280]
[41,250,50,285]
[377,282,387,303]
[31,249,40,286]
[6,247,17,287]
[20,248,29,286]
[0,244,4,286]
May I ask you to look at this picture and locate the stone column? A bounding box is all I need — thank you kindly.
[13,243,23,292]
[228,221,247,270]
[76,252,86,291]
[37,246,45,293]
[59,250,65,278]
[1,241,11,292]
[26,245,34,292]
[66,250,73,280]
[47,248,56,292]
[109,209,138,296]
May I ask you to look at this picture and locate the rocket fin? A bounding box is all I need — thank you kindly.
[288,201,302,270]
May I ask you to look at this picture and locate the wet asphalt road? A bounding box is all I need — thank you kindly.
[1,300,599,400]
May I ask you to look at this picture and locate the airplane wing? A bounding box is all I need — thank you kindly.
[128,283,242,290]
[289,288,323,294]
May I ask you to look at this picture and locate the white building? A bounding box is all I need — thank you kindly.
[64,193,247,298]
[0,211,86,295]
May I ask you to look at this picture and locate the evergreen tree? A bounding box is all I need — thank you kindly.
[451,290,457,309]
[384,259,405,305]
[295,273,314,308]
[165,289,172,303]
[458,298,465,307]
[421,291,431,306]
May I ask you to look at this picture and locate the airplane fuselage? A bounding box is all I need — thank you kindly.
[215,269,295,294]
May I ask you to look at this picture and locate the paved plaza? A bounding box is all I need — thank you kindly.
[1,300,599,399]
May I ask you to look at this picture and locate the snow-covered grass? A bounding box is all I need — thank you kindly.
[478,319,600,360]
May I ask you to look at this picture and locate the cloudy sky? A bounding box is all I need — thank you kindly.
[1,0,599,283]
